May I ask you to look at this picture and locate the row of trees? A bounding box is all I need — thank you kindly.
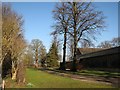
[2,2,118,84]
[30,39,46,68]
[1,4,26,83]
[74,37,120,48]
[51,2,105,71]
[25,38,60,68]
[97,37,120,48]
[1,4,60,84]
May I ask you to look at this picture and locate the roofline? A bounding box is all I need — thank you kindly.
[79,46,120,59]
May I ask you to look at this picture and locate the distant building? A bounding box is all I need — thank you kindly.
[76,48,106,61]
[60,47,120,71]
[77,48,106,55]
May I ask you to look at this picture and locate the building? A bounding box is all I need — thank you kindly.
[60,46,120,71]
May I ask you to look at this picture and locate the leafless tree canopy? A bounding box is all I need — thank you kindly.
[52,2,105,71]
[97,37,120,48]
[2,3,26,82]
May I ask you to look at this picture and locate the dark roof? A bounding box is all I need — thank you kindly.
[77,48,106,55]
[79,46,120,59]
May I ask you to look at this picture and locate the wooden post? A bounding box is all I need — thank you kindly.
[2,80,5,89]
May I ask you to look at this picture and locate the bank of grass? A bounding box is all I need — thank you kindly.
[25,68,113,88]
[5,68,114,88]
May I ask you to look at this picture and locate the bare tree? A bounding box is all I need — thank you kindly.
[66,2,105,71]
[39,43,47,67]
[97,41,112,48]
[52,2,105,71]
[80,39,95,48]
[111,37,120,47]
[23,44,34,67]
[30,39,42,68]
[67,37,74,61]
[52,3,71,70]
[2,3,26,82]
[97,37,120,48]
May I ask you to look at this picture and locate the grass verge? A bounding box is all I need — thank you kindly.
[5,68,114,88]
[25,68,113,88]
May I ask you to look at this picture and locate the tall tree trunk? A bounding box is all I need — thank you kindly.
[72,39,77,71]
[62,28,67,70]
[16,61,26,84]
[12,61,18,80]
[35,49,39,68]
[72,2,77,72]
[0,61,2,78]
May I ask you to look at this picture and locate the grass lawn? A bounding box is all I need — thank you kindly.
[5,68,114,88]
[25,68,113,88]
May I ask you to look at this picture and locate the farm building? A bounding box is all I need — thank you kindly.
[60,46,120,71]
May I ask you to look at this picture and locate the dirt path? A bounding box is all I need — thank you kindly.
[42,69,119,88]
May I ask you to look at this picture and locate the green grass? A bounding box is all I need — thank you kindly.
[25,68,113,88]
[76,70,120,77]
[47,68,120,78]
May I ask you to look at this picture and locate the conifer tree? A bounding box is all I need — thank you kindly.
[46,41,59,67]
